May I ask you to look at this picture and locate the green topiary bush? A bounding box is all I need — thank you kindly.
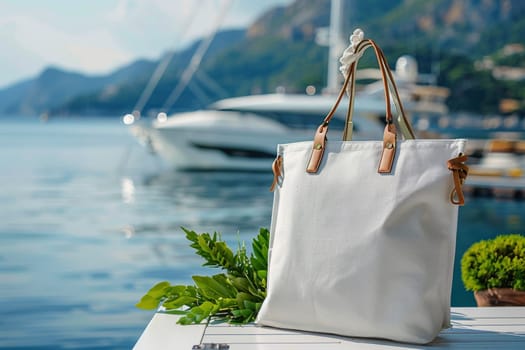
[461,234,525,292]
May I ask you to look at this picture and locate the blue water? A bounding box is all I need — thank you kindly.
[0,117,524,349]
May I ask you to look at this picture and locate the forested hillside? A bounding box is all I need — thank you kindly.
[1,0,523,116]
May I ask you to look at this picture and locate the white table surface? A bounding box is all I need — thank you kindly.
[134,307,525,349]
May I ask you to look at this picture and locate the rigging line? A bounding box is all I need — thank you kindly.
[162,0,234,111]
[132,1,201,114]
[187,79,214,107]
[195,70,229,100]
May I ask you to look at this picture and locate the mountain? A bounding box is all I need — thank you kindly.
[247,0,402,40]
[367,0,525,53]
[0,60,156,116]
[0,29,245,116]
[55,29,246,116]
[1,0,524,117]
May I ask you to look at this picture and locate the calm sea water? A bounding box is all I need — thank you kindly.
[1,117,524,349]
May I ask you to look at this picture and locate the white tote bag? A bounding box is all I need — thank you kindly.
[256,38,469,344]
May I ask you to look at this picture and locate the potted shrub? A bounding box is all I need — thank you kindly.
[461,234,525,306]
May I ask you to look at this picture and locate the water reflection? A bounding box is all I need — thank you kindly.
[121,177,136,204]
[453,197,525,306]
[128,170,275,237]
[115,170,276,292]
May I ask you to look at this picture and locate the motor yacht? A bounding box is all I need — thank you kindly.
[126,59,449,171]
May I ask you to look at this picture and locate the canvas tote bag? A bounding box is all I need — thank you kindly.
[256,37,469,344]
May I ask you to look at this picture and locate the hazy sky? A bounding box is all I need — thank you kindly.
[0,0,293,89]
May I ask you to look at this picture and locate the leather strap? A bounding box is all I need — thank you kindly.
[270,155,283,192]
[342,57,358,141]
[306,38,415,174]
[447,154,469,205]
[344,40,416,141]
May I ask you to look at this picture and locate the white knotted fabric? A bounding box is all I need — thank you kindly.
[256,35,468,344]
[339,28,365,78]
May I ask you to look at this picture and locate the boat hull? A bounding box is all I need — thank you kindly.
[130,111,324,171]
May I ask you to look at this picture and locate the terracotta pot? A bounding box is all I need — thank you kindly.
[474,288,525,306]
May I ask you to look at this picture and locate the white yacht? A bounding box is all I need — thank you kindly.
[128,95,376,171]
[127,70,448,171]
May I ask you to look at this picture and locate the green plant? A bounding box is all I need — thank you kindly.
[461,234,525,292]
[136,227,269,324]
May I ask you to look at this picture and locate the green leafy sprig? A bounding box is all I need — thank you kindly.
[136,227,269,324]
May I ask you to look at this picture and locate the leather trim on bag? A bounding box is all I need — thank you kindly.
[306,124,328,173]
[447,154,469,205]
[378,123,397,173]
[270,155,283,192]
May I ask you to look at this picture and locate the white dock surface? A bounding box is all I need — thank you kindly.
[134,307,525,349]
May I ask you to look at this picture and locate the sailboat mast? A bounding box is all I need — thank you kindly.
[326,0,344,93]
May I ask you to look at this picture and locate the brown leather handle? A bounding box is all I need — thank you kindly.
[306,39,416,174]
[345,40,416,140]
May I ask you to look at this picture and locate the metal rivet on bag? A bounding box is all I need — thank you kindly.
[385,142,394,149]
[315,143,323,150]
